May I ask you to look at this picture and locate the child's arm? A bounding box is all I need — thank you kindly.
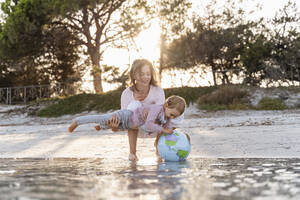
[161,120,175,133]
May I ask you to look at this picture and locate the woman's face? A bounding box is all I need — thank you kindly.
[135,65,152,88]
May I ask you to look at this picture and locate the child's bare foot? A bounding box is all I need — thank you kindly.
[156,156,163,163]
[94,125,101,131]
[128,153,139,161]
[68,122,78,133]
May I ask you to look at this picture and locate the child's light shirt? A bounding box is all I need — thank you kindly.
[126,100,142,112]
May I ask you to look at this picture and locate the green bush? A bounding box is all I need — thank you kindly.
[35,86,211,117]
[197,85,250,110]
[256,97,286,110]
[164,86,217,106]
[198,104,227,111]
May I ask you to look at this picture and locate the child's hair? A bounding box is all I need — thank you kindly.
[130,59,158,91]
[165,95,186,115]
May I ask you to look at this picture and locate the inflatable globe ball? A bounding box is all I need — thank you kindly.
[157,131,191,161]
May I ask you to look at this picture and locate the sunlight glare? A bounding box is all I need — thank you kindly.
[132,19,161,62]
[83,20,162,92]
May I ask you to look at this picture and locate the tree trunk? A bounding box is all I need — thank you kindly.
[158,32,165,84]
[83,46,103,93]
[90,50,103,93]
[211,64,217,86]
[92,64,103,94]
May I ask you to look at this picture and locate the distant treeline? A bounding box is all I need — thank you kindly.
[0,0,299,95]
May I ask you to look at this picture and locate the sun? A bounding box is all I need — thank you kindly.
[102,19,161,67]
[132,19,161,62]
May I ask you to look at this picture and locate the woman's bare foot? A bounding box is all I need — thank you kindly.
[128,153,139,161]
[68,122,78,133]
[94,125,101,131]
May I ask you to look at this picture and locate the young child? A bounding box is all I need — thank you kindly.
[68,95,186,136]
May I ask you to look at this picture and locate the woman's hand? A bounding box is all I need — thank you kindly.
[143,109,149,121]
[107,114,120,132]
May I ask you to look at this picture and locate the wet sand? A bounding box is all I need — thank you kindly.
[1,157,300,200]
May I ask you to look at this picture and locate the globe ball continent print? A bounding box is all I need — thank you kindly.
[157,131,191,162]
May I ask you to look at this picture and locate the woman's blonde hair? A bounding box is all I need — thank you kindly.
[130,59,158,91]
[165,95,186,115]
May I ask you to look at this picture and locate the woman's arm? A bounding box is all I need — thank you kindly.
[107,115,120,132]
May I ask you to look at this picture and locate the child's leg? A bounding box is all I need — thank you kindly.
[70,110,132,133]
[96,114,120,131]
[76,115,103,125]
[68,115,103,133]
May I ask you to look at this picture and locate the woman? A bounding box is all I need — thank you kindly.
[108,59,183,161]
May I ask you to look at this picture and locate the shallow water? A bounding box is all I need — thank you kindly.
[0,158,300,200]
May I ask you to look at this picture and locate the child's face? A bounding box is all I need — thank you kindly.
[164,107,181,119]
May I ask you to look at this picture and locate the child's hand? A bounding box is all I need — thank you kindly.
[162,128,173,134]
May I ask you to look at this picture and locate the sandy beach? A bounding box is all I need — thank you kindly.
[1,104,299,159]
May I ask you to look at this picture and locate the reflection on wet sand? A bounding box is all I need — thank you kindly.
[0,158,300,199]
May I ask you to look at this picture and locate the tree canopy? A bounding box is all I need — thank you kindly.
[0,0,83,88]
[165,0,300,86]
[0,0,299,91]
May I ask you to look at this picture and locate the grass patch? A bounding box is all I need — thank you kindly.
[197,85,250,110]
[256,97,286,110]
[296,99,300,109]
[33,85,293,117]
[36,89,123,117]
[198,104,228,111]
